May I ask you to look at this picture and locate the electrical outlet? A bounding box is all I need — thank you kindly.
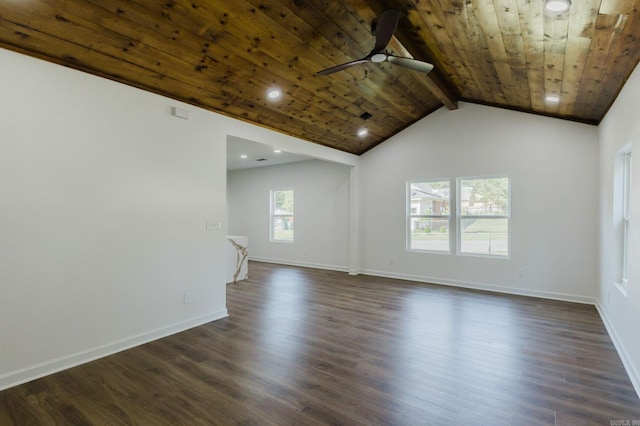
[518,269,524,278]
[184,292,191,305]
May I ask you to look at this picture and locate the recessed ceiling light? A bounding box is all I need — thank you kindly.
[357,128,369,138]
[544,0,571,12]
[240,154,248,159]
[545,95,560,103]
[267,88,282,100]
[273,149,281,153]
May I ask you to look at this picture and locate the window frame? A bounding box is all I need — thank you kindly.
[270,188,294,243]
[621,149,632,286]
[407,179,452,254]
[456,175,511,259]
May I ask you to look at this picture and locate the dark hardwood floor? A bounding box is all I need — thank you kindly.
[1,261,639,425]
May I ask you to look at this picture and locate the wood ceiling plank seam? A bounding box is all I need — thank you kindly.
[457,0,510,105]
[424,0,488,101]
[55,0,176,40]
[241,0,348,53]
[543,15,571,55]
[542,8,571,115]
[586,12,640,121]
[494,0,528,68]
[572,12,630,119]
[56,2,261,94]
[304,0,376,56]
[406,3,465,85]
[495,0,531,108]
[558,1,599,117]
[278,0,372,68]
[515,0,546,111]
[422,0,473,85]
[451,1,484,99]
[401,2,453,65]
[443,0,502,104]
[21,1,217,77]
[472,0,520,106]
[127,0,336,88]
[452,0,503,102]
[81,0,265,94]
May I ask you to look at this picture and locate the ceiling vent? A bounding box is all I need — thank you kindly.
[359,112,372,120]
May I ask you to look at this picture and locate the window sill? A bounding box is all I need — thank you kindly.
[614,281,628,298]
[457,252,511,260]
[407,248,451,255]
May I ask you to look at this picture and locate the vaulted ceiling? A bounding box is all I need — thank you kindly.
[1,0,638,155]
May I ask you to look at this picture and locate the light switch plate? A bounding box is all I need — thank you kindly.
[206,220,222,230]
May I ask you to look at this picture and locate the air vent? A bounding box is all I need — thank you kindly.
[359,112,372,120]
[256,158,267,162]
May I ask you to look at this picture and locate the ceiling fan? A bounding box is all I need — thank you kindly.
[316,9,434,76]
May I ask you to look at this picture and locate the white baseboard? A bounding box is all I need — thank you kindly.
[248,256,349,273]
[596,302,640,399]
[360,268,597,305]
[0,309,228,392]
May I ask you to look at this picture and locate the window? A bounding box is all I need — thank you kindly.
[622,151,632,285]
[616,148,632,286]
[458,176,510,257]
[408,180,450,252]
[270,189,294,242]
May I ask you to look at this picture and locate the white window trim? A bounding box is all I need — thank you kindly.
[456,175,511,259]
[270,188,294,243]
[406,179,452,254]
[621,149,632,287]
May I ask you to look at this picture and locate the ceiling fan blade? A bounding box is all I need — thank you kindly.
[373,9,401,51]
[316,58,369,75]
[387,56,434,74]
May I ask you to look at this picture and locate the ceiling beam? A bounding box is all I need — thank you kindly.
[363,0,459,110]
[387,36,459,110]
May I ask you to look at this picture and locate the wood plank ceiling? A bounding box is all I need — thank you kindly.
[1,0,638,155]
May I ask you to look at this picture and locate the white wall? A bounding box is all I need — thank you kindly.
[0,48,229,390]
[228,160,352,271]
[598,63,640,395]
[359,102,599,302]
